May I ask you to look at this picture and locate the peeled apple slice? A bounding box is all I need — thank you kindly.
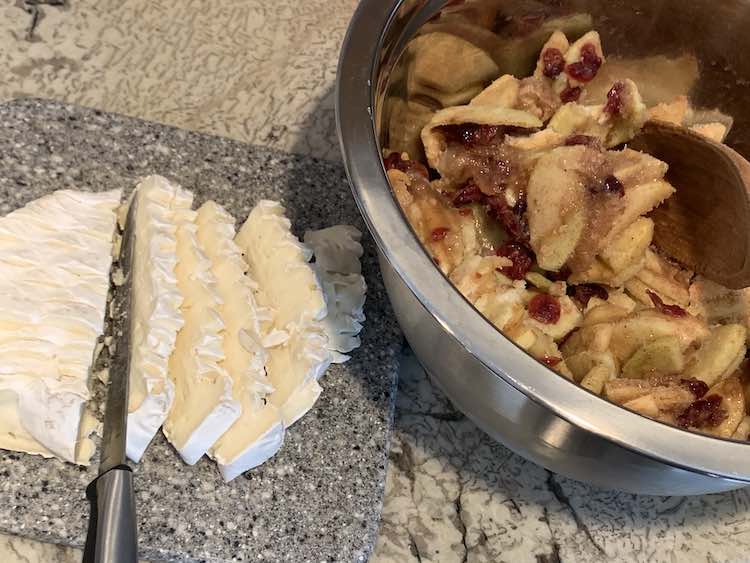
[683,324,747,386]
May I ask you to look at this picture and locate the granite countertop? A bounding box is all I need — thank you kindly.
[2,1,750,562]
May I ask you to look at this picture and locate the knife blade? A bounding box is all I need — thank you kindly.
[100,195,136,474]
[83,194,139,563]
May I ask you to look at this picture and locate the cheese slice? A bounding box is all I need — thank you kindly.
[126,176,192,463]
[264,325,331,426]
[236,201,334,427]
[0,189,121,463]
[162,212,241,465]
[235,200,327,331]
[197,201,285,482]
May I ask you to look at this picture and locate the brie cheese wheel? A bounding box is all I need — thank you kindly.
[197,201,285,482]
[304,226,367,362]
[0,189,121,464]
[162,212,241,465]
[126,176,192,463]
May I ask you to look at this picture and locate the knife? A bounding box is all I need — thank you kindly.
[83,196,139,563]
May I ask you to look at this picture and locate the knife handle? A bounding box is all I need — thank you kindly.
[83,465,138,563]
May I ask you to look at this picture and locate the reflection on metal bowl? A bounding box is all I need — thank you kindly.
[336,0,750,495]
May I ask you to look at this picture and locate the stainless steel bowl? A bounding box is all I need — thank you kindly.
[336,0,750,495]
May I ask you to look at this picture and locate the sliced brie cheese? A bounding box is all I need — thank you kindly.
[235,200,327,331]
[234,201,333,427]
[126,176,192,463]
[196,201,285,482]
[162,212,241,465]
[0,189,121,464]
[264,325,331,426]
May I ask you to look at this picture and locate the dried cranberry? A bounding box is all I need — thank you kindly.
[437,123,504,148]
[564,134,597,146]
[603,175,625,197]
[383,152,429,179]
[590,175,625,197]
[679,378,710,399]
[548,266,571,282]
[528,293,561,324]
[647,290,688,318]
[542,48,565,78]
[571,284,609,307]
[604,81,626,116]
[431,227,450,242]
[559,85,582,103]
[566,43,602,83]
[496,241,534,280]
[452,182,485,207]
[487,194,530,243]
[677,394,727,429]
[541,355,562,367]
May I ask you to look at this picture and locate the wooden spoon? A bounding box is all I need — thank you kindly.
[630,120,750,289]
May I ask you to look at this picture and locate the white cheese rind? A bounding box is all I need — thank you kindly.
[126,176,192,463]
[162,213,241,465]
[214,407,284,482]
[197,201,285,481]
[0,189,121,464]
[304,226,367,362]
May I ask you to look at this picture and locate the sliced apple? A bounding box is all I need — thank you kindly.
[599,217,654,274]
[731,416,750,441]
[631,249,691,307]
[704,376,745,438]
[421,105,542,172]
[609,309,709,363]
[470,74,520,108]
[580,364,611,395]
[527,146,593,271]
[621,335,684,379]
[582,303,631,327]
[683,324,747,386]
[407,32,500,108]
[564,350,618,382]
[561,323,614,357]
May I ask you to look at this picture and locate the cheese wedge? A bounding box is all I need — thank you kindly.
[162,212,241,465]
[197,201,285,482]
[126,176,192,463]
[0,189,121,463]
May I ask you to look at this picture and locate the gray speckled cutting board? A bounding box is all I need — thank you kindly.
[0,98,401,563]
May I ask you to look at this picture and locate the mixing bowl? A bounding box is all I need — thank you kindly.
[336,0,750,495]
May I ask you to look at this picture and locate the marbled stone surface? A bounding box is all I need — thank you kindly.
[0,0,354,162]
[3,1,750,562]
[0,98,400,563]
[373,350,750,563]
